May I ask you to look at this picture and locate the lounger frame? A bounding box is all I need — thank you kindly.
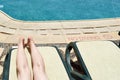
[65,40,120,80]
[3,46,74,80]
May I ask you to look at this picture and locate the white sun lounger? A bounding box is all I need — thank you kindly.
[3,46,74,80]
[65,41,120,80]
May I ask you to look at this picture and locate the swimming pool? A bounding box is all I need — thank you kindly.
[0,0,120,21]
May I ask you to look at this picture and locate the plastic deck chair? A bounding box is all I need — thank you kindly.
[2,46,74,80]
[65,41,120,80]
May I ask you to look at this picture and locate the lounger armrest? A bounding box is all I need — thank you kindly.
[2,48,16,80]
[65,42,91,80]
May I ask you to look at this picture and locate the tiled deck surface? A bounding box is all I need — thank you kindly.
[0,10,120,80]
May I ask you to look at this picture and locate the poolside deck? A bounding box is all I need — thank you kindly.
[0,10,120,79]
[0,11,120,44]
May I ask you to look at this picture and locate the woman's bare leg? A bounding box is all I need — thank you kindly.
[16,38,31,80]
[27,37,48,80]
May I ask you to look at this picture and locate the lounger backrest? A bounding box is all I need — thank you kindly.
[8,47,70,80]
[75,41,120,80]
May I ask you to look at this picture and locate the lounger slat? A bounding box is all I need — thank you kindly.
[76,41,120,80]
[8,47,70,80]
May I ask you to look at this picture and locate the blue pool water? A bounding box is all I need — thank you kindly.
[0,0,120,21]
